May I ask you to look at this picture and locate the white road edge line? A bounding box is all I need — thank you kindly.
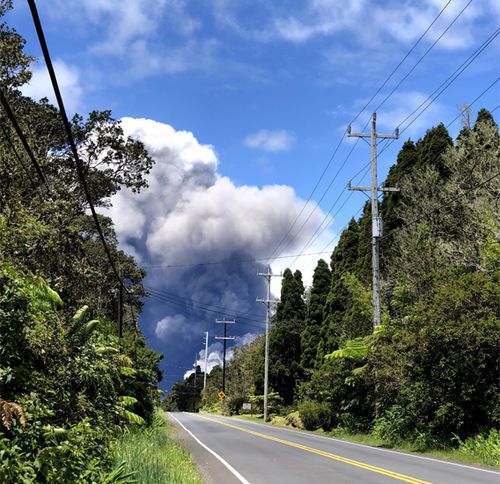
[169,412,251,484]
[205,413,500,476]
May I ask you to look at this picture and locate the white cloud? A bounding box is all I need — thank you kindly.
[155,314,196,341]
[107,118,324,269]
[213,0,483,52]
[45,0,217,79]
[20,59,82,114]
[244,130,295,152]
[102,117,333,344]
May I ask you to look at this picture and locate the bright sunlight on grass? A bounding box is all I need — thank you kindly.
[113,410,202,484]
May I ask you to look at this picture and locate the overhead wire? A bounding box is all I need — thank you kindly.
[0,122,38,189]
[141,249,336,269]
[145,290,265,330]
[146,285,264,320]
[446,77,500,128]
[267,0,461,266]
[372,0,472,114]
[27,0,127,293]
[287,162,372,269]
[0,89,51,190]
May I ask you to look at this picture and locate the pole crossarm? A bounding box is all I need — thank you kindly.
[347,182,400,193]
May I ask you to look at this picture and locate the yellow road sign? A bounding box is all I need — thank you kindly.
[218,391,226,400]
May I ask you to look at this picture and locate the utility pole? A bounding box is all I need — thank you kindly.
[347,112,399,328]
[193,354,198,412]
[203,331,209,391]
[215,318,235,393]
[118,265,124,338]
[257,266,281,422]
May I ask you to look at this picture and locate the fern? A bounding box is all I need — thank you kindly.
[0,398,27,431]
[120,410,145,426]
[326,337,368,361]
[72,305,89,323]
[120,396,138,408]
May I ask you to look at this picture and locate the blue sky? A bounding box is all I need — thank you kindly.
[8,0,500,391]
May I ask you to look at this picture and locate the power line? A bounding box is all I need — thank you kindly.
[27,0,127,294]
[145,290,265,329]
[141,249,336,270]
[372,0,472,114]
[367,30,500,176]
[350,0,454,126]
[267,0,458,265]
[146,285,264,320]
[0,122,38,189]
[275,137,362,258]
[0,89,50,190]
[288,162,372,269]
[397,29,500,133]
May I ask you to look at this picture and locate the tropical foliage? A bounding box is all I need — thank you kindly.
[0,2,162,480]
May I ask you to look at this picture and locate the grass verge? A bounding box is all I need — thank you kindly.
[112,409,203,484]
[230,414,500,469]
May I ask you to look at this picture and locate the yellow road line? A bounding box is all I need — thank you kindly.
[197,415,431,484]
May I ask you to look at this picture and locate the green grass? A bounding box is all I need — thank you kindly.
[230,414,500,469]
[112,410,203,484]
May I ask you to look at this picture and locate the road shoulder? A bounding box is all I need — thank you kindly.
[167,412,245,484]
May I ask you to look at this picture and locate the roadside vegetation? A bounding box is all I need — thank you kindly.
[113,410,202,484]
[164,108,500,469]
[0,2,188,481]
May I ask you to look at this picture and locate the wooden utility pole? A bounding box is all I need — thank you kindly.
[215,318,235,393]
[347,112,399,328]
[257,266,281,422]
[203,332,209,391]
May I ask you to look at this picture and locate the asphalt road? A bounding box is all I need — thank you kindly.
[168,412,500,484]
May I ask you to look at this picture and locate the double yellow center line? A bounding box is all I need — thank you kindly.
[197,415,431,484]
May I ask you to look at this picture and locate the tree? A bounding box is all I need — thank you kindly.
[301,259,331,372]
[0,1,33,89]
[415,123,453,178]
[268,269,305,404]
[0,4,162,480]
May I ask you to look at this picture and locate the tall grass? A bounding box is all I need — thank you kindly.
[113,410,202,484]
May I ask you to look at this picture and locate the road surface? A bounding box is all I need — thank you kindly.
[168,412,499,484]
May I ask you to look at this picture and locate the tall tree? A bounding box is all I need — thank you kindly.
[301,259,331,372]
[268,269,305,404]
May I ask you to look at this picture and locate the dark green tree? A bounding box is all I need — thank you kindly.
[300,259,331,371]
[415,123,453,177]
[268,269,305,404]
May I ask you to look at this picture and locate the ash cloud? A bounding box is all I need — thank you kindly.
[105,117,332,389]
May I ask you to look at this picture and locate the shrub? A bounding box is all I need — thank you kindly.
[298,400,332,431]
[372,405,411,444]
[225,396,246,416]
[285,411,303,429]
[458,429,500,467]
